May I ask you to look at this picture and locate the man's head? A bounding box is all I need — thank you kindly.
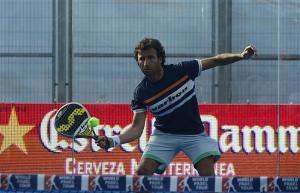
[134,38,166,80]
[134,38,166,66]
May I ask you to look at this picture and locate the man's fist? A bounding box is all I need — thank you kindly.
[96,136,113,150]
[241,45,256,59]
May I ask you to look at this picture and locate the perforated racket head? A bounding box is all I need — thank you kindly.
[54,102,90,138]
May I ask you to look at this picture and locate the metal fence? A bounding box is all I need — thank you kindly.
[0,0,299,104]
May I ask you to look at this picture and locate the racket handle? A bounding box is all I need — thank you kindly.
[103,136,110,150]
[93,135,99,141]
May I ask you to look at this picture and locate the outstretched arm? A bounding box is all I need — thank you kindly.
[97,111,146,149]
[201,45,256,71]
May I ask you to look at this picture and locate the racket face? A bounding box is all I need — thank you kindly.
[54,102,90,138]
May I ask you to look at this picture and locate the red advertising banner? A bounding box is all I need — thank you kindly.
[0,103,299,176]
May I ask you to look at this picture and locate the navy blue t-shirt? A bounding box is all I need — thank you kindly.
[131,60,204,134]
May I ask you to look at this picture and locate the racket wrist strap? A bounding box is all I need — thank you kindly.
[111,136,121,147]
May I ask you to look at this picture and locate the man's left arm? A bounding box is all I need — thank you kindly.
[201,45,256,71]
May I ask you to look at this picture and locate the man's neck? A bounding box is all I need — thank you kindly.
[148,66,164,82]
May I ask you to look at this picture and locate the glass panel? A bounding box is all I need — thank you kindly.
[0,0,52,53]
[0,58,52,102]
[73,0,212,55]
[0,0,53,102]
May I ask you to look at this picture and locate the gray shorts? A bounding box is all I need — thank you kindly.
[141,129,221,174]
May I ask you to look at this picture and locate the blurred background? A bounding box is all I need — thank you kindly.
[0,2,300,192]
[0,0,299,104]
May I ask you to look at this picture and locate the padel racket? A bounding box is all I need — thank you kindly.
[54,102,99,140]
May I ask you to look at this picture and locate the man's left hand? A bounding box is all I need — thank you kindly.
[241,45,256,59]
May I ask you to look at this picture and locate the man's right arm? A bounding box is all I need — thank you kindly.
[119,111,146,144]
[97,111,146,149]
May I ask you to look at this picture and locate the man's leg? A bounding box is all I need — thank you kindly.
[194,156,215,176]
[182,132,220,176]
[136,158,161,175]
[137,129,179,175]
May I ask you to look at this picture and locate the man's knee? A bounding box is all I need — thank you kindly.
[197,168,215,176]
[194,156,216,176]
[136,166,154,175]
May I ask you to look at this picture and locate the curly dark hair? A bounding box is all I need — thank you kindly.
[134,38,166,66]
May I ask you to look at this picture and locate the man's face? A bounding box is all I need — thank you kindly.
[137,48,162,76]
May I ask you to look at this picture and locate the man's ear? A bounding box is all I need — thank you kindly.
[159,57,163,65]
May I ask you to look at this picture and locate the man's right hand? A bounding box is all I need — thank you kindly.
[96,136,113,150]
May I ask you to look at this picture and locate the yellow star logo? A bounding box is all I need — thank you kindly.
[0,107,35,154]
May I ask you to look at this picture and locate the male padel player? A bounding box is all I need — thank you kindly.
[97,38,256,176]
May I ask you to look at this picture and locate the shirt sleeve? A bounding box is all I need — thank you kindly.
[179,59,201,80]
[131,88,147,113]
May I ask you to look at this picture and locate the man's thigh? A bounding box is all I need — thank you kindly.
[182,132,220,166]
[141,130,180,174]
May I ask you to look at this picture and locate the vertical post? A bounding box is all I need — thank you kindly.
[211,0,217,103]
[54,0,70,103]
[57,0,67,102]
[67,0,73,102]
[52,0,56,102]
[213,0,232,103]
